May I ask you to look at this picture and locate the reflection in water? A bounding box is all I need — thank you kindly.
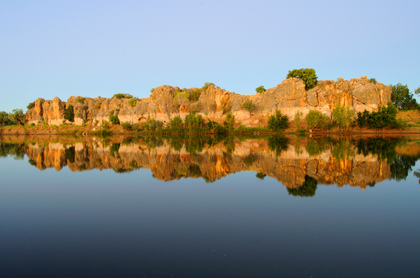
[1,135,420,194]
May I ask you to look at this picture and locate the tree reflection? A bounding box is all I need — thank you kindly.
[287,175,317,197]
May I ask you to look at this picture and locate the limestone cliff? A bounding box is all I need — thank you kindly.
[25,76,391,127]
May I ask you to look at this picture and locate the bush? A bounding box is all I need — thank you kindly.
[174,92,189,108]
[305,110,330,130]
[242,100,255,112]
[27,102,35,110]
[255,86,266,93]
[109,115,120,124]
[223,112,235,132]
[286,68,318,90]
[332,105,355,129]
[76,97,85,104]
[189,89,201,102]
[101,121,110,129]
[184,112,205,130]
[64,105,74,122]
[369,78,377,84]
[169,116,183,130]
[112,93,133,99]
[268,110,289,131]
[355,104,402,129]
[150,88,155,93]
[128,98,137,107]
[121,122,133,130]
[202,82,215,90]
[94,102,101,110]
[209,102,217,111]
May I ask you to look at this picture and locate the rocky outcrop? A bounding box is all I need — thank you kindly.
[25,76,392,127]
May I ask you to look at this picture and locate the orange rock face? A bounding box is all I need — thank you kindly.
[25,76,392,127]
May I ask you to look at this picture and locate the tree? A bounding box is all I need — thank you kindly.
[390,83,418,110]
[169,116,183,130]
[255,86,266,93]
[64,105,74,122]
[223,112,235,132]
[268,110,289,131]
[0,111,10,126]
[332,105,355,129]
[8,109,25,125]
[286,68,318,90]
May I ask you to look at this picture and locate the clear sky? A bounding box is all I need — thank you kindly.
[1,0,419,112]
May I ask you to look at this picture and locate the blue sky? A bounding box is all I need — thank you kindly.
[1,0,419,112]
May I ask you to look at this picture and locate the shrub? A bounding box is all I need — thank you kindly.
[76,97,85,104]
[94,102,101,110]
[189,89,201,102]
[355,104,402,129]
[128,98,137,107]
[268,110,289,131]
[169,116,183,130]
[112,93,133,99]
[202,82,215,90]
[286,68,318,90]
[101,121,110,129]
[242,100,255,112]
[146,118,160,131]
[305,110,330,130]
[256,86,266,93]
[174,92,189,108]
[294,111,303,129]
[156,120,163,130]
[64,105,74,122]
[185,112,205,130]
[369,78,377,84]
[27,102,35,110]
[243,154,256,166]
[109,114,120,124]
[390,83,419,110]
[150,88,155,93]
[223,112,235,132]
[332,105,355,129]
[209,101,217,111]
[121,122,133,130]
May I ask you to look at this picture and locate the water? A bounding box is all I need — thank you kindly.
[1,135,420,277]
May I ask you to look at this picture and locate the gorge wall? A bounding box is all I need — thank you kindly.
[25,76,391,127]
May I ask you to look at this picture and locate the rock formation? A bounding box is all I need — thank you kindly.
[25,76,392,127]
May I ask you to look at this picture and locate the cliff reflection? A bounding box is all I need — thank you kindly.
[1,136,420,194]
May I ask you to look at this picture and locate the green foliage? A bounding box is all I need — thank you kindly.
[174,92,189,108]
[243,154,256,166]
[189,89,201,102]
[287,175,317,197]
[369,78,377,84]
[27,102,35,110]
[355,104,402,129]
[332,105,355,129]
[242,100,255,112]
[76,97,85,104]
[255,86,266,93]
[65,147,75,163]
[256,172,266,180]
[7,109,25,125]
[94,102,101,110]
[101,121,110,129]
[305,110,330,130]
[268,135,289,156]
[110,143,120,157]
[286,68,318,90]
[128,98,137,107]
[184,112,205,130]
[112,93,133,99]
[146,118,157,131]
[223,112,235,132]
[64,105,74,122]
[305,138,330,157]
[294,110,303,129]
[150,88,155,93]
[268,110,289,131]
[0,111,10,126]
[109,114,120,124]
[169,116,183,130]
[390,83,419,110]
[121,122,133,130]
[202,82,215,90]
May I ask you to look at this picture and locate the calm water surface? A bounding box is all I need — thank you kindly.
[0,136,420,277]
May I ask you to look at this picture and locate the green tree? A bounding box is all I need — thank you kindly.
[268,110,289,131]
[390,83,418,110]
[287,175,318,197]
[27,102,35,110]
[255,86,266,93]
[202,82,215,90]
[169,116,183,130]
[64,105,74,122]
[305,110,330,130]
[286,68,318,90]
[184,112,204,130]
[223,112,235,132]
[0,111,10,126]
[332,105,355,129]
[8,109,25,125]
[294,110,303,129]
[242,100,255,112]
